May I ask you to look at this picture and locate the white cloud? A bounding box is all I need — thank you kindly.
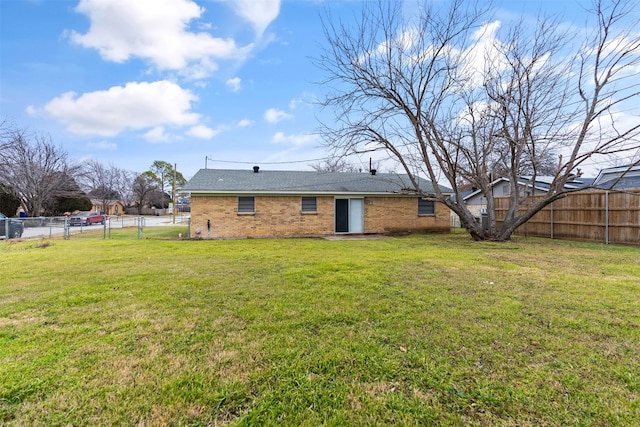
[187,125,218,139]
[587,34,640,80]
[230,0,280,36]
[88,140,118,150]
[264,108,293,123]
[144,126,171,143]
[68,0,252,78]
[460,21,503,89]
[288,97,302,110]
[238,118,253,127]
[25,105,38,116]
[289,93,316,110]
[41,80,200,137]
[272,131,316,146]
[226,77,242,92]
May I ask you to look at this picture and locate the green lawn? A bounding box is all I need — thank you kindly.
[1,232,639,426]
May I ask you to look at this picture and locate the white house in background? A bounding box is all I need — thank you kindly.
[592,164,640,190]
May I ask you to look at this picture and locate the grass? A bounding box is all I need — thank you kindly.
[1,232,639,426]
[65,223,190,240]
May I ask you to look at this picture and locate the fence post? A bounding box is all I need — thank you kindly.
[605,191,609,245]
[550,202,554,239]
[64,216,70,240]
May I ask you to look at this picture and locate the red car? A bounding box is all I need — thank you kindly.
[68,211,108,226]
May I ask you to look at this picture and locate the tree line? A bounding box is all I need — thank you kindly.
[0,121,186,217]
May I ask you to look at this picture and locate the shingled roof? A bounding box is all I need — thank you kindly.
[593,164,640,190]
[183,168,452,196]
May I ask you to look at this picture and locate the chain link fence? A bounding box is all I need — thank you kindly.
[1,215,190,241]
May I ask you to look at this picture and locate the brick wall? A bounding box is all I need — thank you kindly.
[364,196,450,234]
[190,195,450,238]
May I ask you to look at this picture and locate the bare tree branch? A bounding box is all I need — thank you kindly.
[80,159,131,214]
[0,123,81,216]
[316,0,640,241]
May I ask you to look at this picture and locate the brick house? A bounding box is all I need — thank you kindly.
[90,199,125,216]
[183,167,452,238]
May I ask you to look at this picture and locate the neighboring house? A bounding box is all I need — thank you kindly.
[460,175,593,220]
[592,164,640,190]
[90,199,124,216]
[183,167,453,238]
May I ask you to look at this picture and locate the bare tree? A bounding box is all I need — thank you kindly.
[0,124,80,217]
[80,159,130,214]
[42,172,92,215]
[118,170,137,208]
[310,157,362,173]
[0,119,13,151]
[316,0,640,241]
[131,173,159,215]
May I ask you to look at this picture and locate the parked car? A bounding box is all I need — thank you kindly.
[68,211,107,226]
[0,213,24,239]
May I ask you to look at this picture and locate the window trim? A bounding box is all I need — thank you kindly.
[237,196,255,214]
[418,198,435,216]
[301,196,317,213]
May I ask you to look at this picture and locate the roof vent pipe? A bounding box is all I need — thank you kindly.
[370,169,377,175]
[253,166,259,173]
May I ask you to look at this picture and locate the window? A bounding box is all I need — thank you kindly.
[301,196,317,212]
[238,196,255,213]
[418,198,435,215]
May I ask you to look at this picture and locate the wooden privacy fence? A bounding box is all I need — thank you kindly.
[494,190,640,245]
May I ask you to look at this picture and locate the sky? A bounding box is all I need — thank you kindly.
[0,0,633,180]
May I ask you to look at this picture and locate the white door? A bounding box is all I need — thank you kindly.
[349,199,364,233]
